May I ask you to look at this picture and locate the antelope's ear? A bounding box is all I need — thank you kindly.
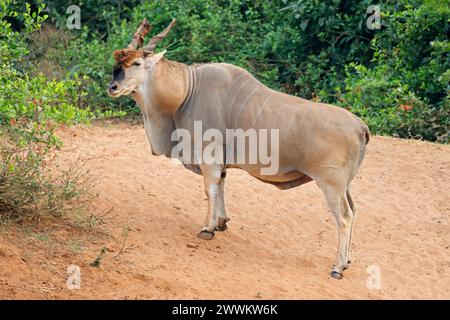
[150,50,167,64]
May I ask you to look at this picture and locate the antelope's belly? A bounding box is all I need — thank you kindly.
[247,167,305,183]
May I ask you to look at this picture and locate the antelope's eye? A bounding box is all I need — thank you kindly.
[133,61,141,67]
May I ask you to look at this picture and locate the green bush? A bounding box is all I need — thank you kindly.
[0,1,95,134]
[0,72,93,125]
[335,0,449,143]
[0,131,93,223]
[0,0,93,223]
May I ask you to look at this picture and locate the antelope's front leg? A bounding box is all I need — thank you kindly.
[198,164,224,240]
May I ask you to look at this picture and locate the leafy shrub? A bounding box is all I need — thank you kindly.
[0,0,94,223]
[0,72,93,126]
[0,0,95,132]
[335,0,449,143]
[0,130,93,223]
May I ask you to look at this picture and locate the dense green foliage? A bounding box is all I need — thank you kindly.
[0,0,92,222]
[0,0,93,141]
[338,1,449,142]
[6,0,450,143]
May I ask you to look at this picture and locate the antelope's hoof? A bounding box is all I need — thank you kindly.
[330,270,343,280]
[198,230,215,240]
[344,260,351,270]
[215,223,227,232]
[216,218,229,232]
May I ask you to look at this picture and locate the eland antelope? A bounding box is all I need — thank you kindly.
[108,19,370,279]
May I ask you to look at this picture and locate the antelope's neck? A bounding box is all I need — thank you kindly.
[149,58,189,117]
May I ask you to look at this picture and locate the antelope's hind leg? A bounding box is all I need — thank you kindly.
[345,188,357,268]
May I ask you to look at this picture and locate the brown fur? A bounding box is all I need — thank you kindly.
[113,49,144,68]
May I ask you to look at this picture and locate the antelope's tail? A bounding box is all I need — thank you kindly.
[358,118,370,145]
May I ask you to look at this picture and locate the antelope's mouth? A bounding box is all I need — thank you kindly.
[108,87,136,98]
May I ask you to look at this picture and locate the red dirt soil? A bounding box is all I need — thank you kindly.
[1,121,449,299]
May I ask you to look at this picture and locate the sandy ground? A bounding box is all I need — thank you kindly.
[0,121,449,299]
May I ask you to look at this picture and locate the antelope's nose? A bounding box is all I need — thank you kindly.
[109,82,118,92]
